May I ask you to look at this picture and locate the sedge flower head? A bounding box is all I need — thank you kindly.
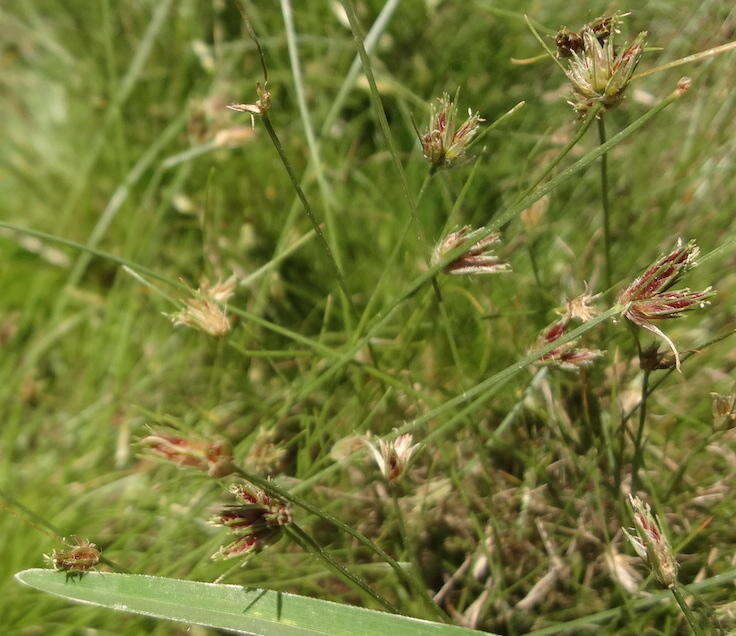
[617,239,714,370]
[420,93,484,169]
[532,316,603,372]
[623,495,678,588]
[170,275,237,337]
[210,482,292,560]
[227,81,272,117]
[45,536,101,580]
[139,431,234,477]
[711,390,736,432]
[563,288,601,323]
[365,433,419,483]
[432,226,510,276]
[561,13,646,115]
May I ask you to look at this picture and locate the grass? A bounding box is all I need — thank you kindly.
[2,0,736,633]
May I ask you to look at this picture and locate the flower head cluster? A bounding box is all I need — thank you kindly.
[420,93,484,169]
[139,431,234,477]
[623,495,678,588]
[170,275,237,337]
[432,226,510,276]
[45,536,101,580]
[532,316,603,372]
[557,14,646,114]
[210,482,292,560]
[617,239,714,370]
[365,433,419,483]
[227,81,271,117]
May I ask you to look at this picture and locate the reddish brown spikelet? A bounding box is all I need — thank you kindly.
[624,495,678,588]
[140,432,234,477]
[209,482,292,560]
[45,536,101,579]
[432,226,511,276]
[419,93,484,169]
[532,317,603,372]
[617,239,714,370]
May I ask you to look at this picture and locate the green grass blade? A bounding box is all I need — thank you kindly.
[15,569,488,636]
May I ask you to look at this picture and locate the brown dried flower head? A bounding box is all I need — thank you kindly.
[139,431,234,477]
[365,433,419,483]
[617,239,714,370]
[170,275,237,337]
[556,13,625,58]
[532,316,603,372]
[711,390,736,432]
[560,13,645,114]
[432,226,511,276]
[245,426,287,474]
[623,495,678,588]
[227,81,271,117]
[210,482,292,560]
[45,536,101,579]
[420,93,484,169]
[563,289,601,323]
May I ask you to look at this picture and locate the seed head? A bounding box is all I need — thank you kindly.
[45,536,101,580]
[227,81,271,117]
[623,495,678,588]
[563,289,601,323]
[432,226,510,276]
[561,13,646,115]
[617,239,714,371]
[532,317,603,372]
[711,390,736,432]
[210,482,292,560]
[365,433,419,483]
[245,426,287,474]
[170,275,237,337]
[139,431,234,477]
[420,93,484,169]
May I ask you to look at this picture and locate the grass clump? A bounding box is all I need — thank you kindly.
[2,1,736,633]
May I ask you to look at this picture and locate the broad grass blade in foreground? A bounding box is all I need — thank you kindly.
[15,569,488,635]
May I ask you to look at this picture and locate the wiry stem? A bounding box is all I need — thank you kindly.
[669,584,704,635]
[631,369,650,491]
[632,40,736,81]
[231,467,442,618]
[388,487,449,622]
[0,488,128,574]
[598,116,613,291]
[261,114,356,326]
[285,523,398,613]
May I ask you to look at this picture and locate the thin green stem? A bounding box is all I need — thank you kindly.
[669,585,704,635]
[598,116,613,291]
[631,39,736,81]
[356,169,435,338]
[514,105,601,205]
[231,468,417,606]
[631,370,650,492]
[285,524,397,613]
[260,114,356,329]
[388,488,449,623]
[0,489,128,574]
[526,569,736,635]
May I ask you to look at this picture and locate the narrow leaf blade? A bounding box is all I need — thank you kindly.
[15,569,488,635]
